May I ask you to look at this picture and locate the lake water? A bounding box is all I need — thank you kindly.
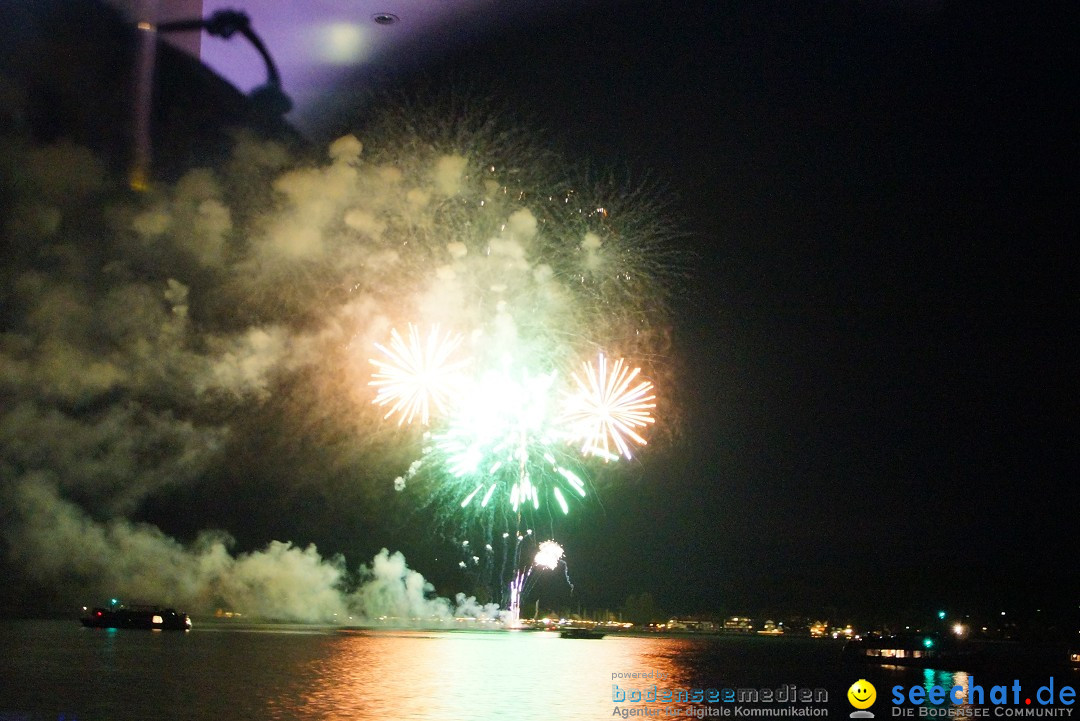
[0,622,1075,721]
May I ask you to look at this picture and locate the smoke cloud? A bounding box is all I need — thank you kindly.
[7,475,500,623]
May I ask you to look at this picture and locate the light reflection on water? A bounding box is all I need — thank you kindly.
[920,669,971,707]
[279,630,692,720]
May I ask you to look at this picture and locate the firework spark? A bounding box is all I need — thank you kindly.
[564,353,656,460]
[508,538,567,625]
[386,351,659,515]
[369,324,467,426]
[534,540,564,570]
[434,361,584,513]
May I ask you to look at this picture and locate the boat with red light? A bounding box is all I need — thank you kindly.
[81,604,192,631]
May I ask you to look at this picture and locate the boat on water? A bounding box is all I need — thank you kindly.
[81,605,192,631]
[844,634,1072,670]
[559,627,605,639]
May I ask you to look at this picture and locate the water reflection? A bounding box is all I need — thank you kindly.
[287,630,696,720]
[921,668,971,707]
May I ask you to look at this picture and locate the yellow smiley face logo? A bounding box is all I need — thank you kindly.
[848,679,877,709]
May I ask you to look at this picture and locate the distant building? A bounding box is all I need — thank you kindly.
[667,618,719,633]
[832,624,855,639]
[758,619,783,635]
[724,616,754,633]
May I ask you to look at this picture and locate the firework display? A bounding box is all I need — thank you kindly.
[346,116,672,616]
[349,117,670,525]
[305,118,671,620]
[371,344,653,514]
[369,324,467,426]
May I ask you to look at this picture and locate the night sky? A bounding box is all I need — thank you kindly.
[1,0,1076,623]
